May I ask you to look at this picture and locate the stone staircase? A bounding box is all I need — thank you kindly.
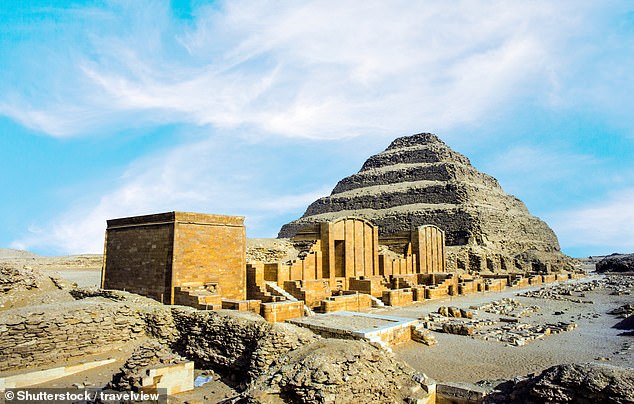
[173,284,222,310]
[368,295,385,307]
[265,282,315,316]
[266,282,298,301]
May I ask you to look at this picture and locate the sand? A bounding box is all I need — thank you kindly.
[389,276,633,383]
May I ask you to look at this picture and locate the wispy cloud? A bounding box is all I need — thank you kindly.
[0,1,605,139]
[481,145,599,200]
[3,1,634,255]
[11,136,332,254]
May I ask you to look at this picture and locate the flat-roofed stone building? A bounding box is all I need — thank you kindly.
[102,211,246,305]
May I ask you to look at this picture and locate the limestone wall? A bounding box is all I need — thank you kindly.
[0,300,149,372]
[103,211,246,304]
[172,212,246,301]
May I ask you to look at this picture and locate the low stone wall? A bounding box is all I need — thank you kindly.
[321,293,372,313]
[382,289,413,306]
[412,286,426,301]
[485,278,507,292]
[425,285,449,299]
[221,299,261,315]
[528,275,543,285]
[458,281,478,295]
[0,300,150,372]
[348,277,385,298]
[260,301,304,323]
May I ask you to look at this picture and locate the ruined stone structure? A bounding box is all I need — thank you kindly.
[279,133,574,273]
[102,212,246,305]
[246,217,450,308]
[101,205,576,323]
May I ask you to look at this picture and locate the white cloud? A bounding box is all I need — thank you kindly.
[0,1,599,139]
[11,138,331,254]
[546,189,634,252]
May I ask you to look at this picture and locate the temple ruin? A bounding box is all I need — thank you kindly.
[101,211,579,324]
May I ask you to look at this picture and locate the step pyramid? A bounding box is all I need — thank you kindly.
[279,133,573,273]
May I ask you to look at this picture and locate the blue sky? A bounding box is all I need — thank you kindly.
[1,0,633,257]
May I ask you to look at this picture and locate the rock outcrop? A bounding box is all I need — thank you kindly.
[596,253,634,273]
[279,133,573,273]
[245,339,434,403]
[485,363,634,403]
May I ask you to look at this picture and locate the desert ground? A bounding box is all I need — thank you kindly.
[390,275,632,383]
[1,250,632,402]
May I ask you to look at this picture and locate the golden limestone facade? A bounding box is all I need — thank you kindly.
[103,212,573,322]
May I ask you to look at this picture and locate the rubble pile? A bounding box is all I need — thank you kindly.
[517,282,598,303]
[604,274,634,296]
[596,253,634,273]
[484,363,634,403]
[0,264,41,292]
[418,305,577,347]
[411,325,438,346]
[477,298,539,318]
[421,312,495,332]
[245,339,435,404]
[474,322,577,347]
[519,275,633,302]
[437,306,474,318]
[109,340,189,391]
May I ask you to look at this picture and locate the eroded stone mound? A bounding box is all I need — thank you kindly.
[173,309,318,384]
[596,253,634,273]
[245,339,431,403]
[247,239,301,263]
[279,133,573,273]
[486,363,634,403]
[0,264,43,292]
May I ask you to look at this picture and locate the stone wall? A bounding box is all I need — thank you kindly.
[0,291,317,384]
[172,213,246,300]
[382,289,414,306]
[0,300,150,372]
[260,301,305,323]
[320,293,372,313]
[103,215,174,303]
[103,212,246,304]
[171,308,316,382]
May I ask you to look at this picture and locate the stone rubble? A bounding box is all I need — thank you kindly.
[482,362,634,403]
[518,275,633,302]
[437,306,474,319]
[244,339,434,404]
[418,304,577,347]
[108,340,189,391]
[411,325,438,346]
[476,298,539,318]
[608,304,634,319]
[474,322,577,347]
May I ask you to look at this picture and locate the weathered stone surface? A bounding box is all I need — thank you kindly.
[172,308,318,384]
[0,264,41,292]
[596,253,634,273]
[109,340,188,391]
[485,363,634,403]
[279,133,573,273]
[245,339,431,403]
